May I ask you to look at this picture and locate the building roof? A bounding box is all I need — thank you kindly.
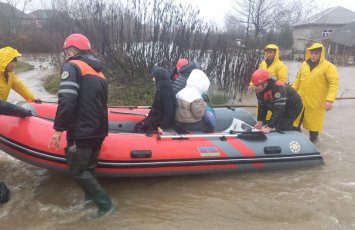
[30,9,70,20]
[293,6,355,27]
[0,2,34,19]
[330,19,355,47]
[30,9,59,19]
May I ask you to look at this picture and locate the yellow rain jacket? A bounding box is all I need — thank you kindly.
[259,44,288,83]
[0,47,35,101]
[255,44,288,120]
[292,43,339,131]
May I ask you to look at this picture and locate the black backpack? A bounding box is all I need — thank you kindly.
[0,182,10,204]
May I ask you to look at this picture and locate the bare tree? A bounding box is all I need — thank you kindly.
[43,0,260,101]
[272,0,317,28]
[229,0,279,39]
[228,0,317,44]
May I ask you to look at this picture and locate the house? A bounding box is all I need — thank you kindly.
[292,6,355,53]
[30,9,71,32]
[0,2,34,35]
[328,20,355,65]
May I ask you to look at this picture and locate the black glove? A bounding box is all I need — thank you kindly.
[0,101,32,117]
[17,108,32,118]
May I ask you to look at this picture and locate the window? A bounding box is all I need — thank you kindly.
[322,29,333,38]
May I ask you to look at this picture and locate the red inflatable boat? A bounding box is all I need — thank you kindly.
[0,102,323,177]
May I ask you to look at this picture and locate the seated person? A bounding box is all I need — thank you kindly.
[134,66,176,133]
[251,69,303,133]
[175,69,214,133]
[171,59,201,94]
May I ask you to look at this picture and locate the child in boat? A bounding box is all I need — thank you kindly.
[175,69,215,133]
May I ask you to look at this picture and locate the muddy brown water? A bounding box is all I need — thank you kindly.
[1,60,355,229]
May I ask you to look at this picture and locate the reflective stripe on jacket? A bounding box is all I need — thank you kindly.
[54,55,108,140]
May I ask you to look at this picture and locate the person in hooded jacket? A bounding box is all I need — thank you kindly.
[171,59,201,94]
[249,44,288,121]
[292,42,339,142]
[175,69,213,133]
[135,66,176,133]
[0,46,40,102]
[0,100,32,205]
[251,69,303,133]
[48,33,114,217]
[258,44,288,83]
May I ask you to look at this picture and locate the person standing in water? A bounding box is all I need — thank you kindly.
[292,42,339,142]
[49,33,115,217]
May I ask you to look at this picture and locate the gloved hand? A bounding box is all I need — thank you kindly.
[19,109,32,118]
[0,101,33,118]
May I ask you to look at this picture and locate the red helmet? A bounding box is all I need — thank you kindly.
[176,58,188,71]
[63,33,91,51]
[251,69,270,85]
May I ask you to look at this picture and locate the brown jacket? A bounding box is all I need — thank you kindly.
[175,98,205,123]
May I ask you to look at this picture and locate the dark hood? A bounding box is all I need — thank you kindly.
[69,54,104,72]
[151,66,171,90]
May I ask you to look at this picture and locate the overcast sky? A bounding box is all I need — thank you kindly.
[3,0,355,28]
[179,0,355,27]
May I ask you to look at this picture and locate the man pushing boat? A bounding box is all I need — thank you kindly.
[251,69,303,134]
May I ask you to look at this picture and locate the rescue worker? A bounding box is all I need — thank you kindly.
[134,66,176,133]
[49,34,115,217]
[0,47,40,102]
[171,59,201,94]
[249,44,288,92]
[0,101,32,205]
[292,42,339,142]
[249,44,288,121]
[258,44,288,83]
[251,69,303,134]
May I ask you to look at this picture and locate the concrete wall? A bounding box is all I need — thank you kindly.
[293,24,344,53]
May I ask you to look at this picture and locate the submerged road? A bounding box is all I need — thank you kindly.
[1,59,355,229]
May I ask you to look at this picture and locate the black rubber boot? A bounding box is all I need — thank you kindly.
[309,131,319,142]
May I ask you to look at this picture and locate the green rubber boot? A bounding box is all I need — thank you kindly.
[83,193,94,209]
[93,190,116,217]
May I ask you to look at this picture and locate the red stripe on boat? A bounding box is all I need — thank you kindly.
[227,138,265,167]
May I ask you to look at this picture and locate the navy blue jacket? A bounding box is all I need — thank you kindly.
[54,54,108,140]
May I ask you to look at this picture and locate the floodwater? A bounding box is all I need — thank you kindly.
[1,59,355,230]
